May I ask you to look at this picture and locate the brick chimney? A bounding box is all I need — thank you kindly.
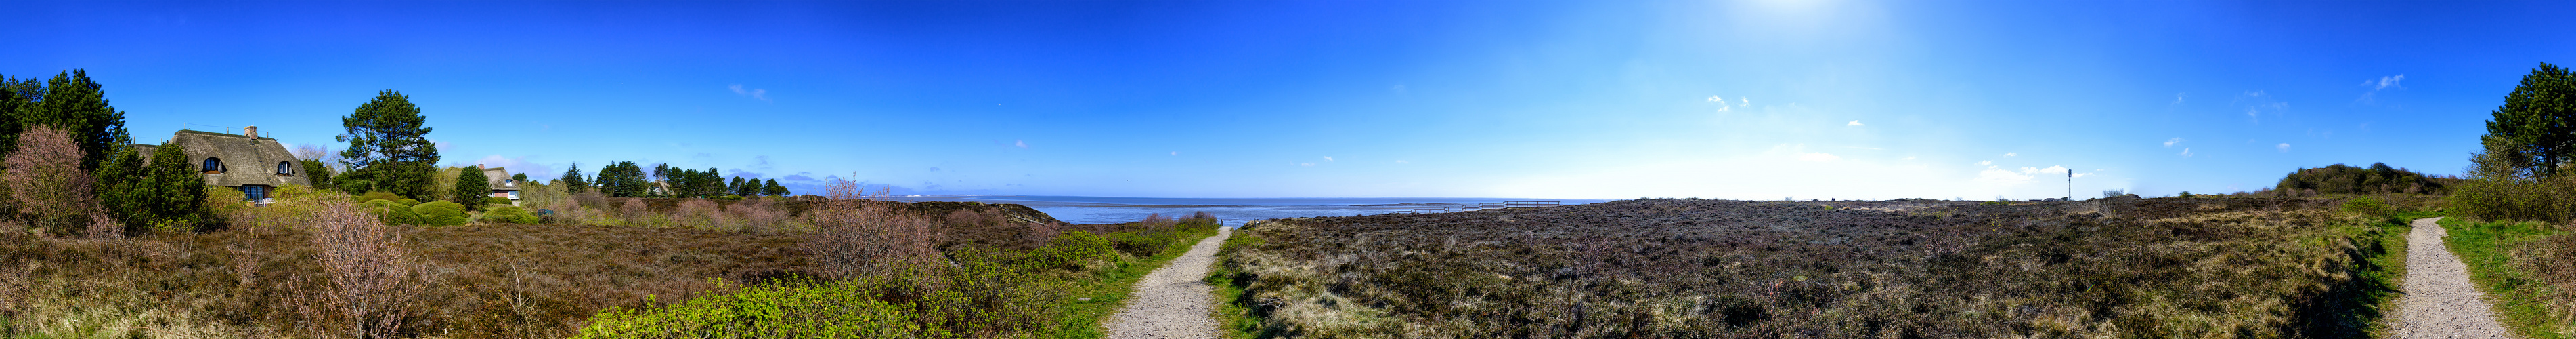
[243,126,258,139]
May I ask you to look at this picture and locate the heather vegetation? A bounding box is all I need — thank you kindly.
[1213,197,2418,337]
[0,177,1221,338]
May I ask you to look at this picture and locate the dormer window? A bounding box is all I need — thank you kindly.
[276,161,294,176]
[202,157,224,173]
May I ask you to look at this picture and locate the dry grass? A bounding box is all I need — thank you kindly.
[1217,197,2408,338]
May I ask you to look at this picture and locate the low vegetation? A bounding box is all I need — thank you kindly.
[2437,218,2576,338]
[0,173,1221,338]
[2276,163,2460,195]
[1215,197,2414,337]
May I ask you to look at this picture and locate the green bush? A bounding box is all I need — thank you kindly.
[574,278,936,338]
[412,200,470,226]
[481,205,540,224]
[354,191,403,204]
[2342,197,2394,221]
[395,198,423,207]
[359,199,420,225]
[1026,231,1115,272]
[484,196,511,205]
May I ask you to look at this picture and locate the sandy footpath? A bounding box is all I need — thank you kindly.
[2391,217,2512,338]
[1104,227,1231,338]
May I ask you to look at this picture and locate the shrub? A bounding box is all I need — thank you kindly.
[483,197,510,205]
[275,184,315,199]
[480,206,538,224]
[355,191,403,204]
[2342,197,2394,220]
[803,202,940,279]
[3,126,107,237]
[412,201,469,226]
[573,278,931,338]
[359,199,420,225]
[394,199,422,207]
[1026,231,1114,272]
[309,198,427,338]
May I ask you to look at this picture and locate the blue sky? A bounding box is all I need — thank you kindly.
[5,1,2570,199]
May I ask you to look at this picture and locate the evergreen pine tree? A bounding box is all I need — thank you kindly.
[455,167,489,211]
[336,90,439,201]
[562,163,590,193]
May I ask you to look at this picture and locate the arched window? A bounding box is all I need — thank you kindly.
[202,157,224,173]
[276,161,294,176]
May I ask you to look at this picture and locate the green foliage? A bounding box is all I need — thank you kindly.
[2277,163,2455,195]
[2439,218,2576,338]
[5,70,133,172]
[594,161,648,197]
[334,171,374,195]
[2452,176,2576,223]
[110,142,209,232]
[480,205,538,224]
[336,89,439,201]
[2341,196,2394,221]
[483,197,510,205]
[762,178,787,196]
[1026,231,1116,272]
[412,200,468,226]
[359,199,420,225]
[573,278,934,338]
[454,167,489,211]
[92,144,142,225]
[561,163,591,193]
[2485,63,2576,178]
[2179,191,2193,197]
[354,191,402,204]
[300,159,334,189]
[395,198,422,207]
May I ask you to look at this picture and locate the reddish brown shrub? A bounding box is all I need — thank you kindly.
[4,126,106,237]
[803,201,941,280]
[309,199,424,338]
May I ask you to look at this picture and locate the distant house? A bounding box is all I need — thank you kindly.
[132,126,311,203]
[480,165,519,200]
[645,180,672,196]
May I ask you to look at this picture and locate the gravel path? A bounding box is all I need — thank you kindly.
[2392,217,2513,338]
[1104,227,1231,339]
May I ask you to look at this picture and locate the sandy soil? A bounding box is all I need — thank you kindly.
[1103,227,1230,338]
[2391,217,2513,338]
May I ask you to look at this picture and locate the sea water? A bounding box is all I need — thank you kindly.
[876,195,1613,226]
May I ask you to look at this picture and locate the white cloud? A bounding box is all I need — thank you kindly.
[2164,138,2183,147]
[1976,160,1992,166]
[728,84,770,102]
[2003,152,2017,157]
[1740,98,1751,107]
[1014,140,1028,148]
[1488,143,2121,201]
[2180,148,2193,157]
[1170,151,1179,156]
[2277,143,2290,153]
[1298,162,1315,167]
[1798,153,1840,161]
[2372,75,2405,90]
[1847,120,1864,126]
[1976,167,2034,184]
[1900,156,1916,160]
[1323,156,1335,162]
[1705,96,1725,104]
[2172,93,2185,105]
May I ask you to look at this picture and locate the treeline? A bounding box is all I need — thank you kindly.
[0,70,213,236]
[2274,163,2456,195]
[556,162,787,199]
[2458,62,2576,223]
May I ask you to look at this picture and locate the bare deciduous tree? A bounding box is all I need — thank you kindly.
[309,199,422,338]
[5,126,110,237]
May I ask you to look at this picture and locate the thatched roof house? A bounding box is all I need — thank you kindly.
[133,127,310,202]
[481,166,519,200]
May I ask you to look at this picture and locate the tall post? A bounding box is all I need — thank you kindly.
[2066,170,2073,200]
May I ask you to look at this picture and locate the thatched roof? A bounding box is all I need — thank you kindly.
[483,167,517,191]
[133,129,312,188]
